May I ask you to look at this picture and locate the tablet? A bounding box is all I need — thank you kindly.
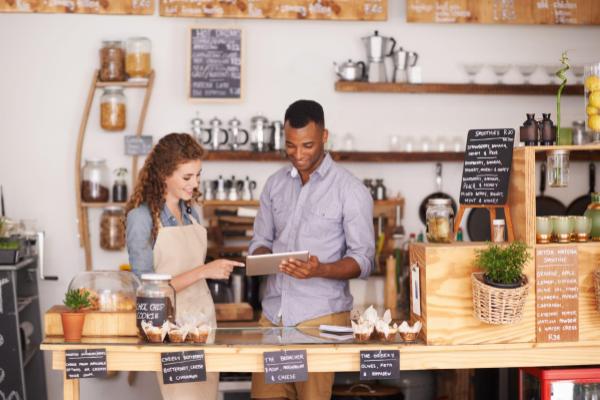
[245,250,309,276]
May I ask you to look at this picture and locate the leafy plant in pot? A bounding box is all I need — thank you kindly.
[61,289,91,341]
[476,241,530,288]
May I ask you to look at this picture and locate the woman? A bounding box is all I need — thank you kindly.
[126,133,243,400]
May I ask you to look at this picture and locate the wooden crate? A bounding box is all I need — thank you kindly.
[45,306,137,337]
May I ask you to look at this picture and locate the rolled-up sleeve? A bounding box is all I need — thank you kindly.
[342,182,375,279]
[249,177,275,255]
[126,206,154,278]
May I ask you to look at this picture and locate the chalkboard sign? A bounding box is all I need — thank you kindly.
[263,350,308,384]
[459,129,515,206]
[536,246,579,343]
[0,272,24,399]
[161,351,206,385]
[188,27,243,102]
[359,350,400,380]
[136,297,170,330]
[125,135,153,156]
[66,349,108,379]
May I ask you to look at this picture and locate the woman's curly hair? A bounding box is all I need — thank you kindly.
[126,133,205,242]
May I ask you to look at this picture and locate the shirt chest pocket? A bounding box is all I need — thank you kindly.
[272,197,291,235]
[304,204,343,239]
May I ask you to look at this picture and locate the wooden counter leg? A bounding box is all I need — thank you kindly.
[63,374,80,400]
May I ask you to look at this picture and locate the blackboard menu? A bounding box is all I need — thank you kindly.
[0,272,24,399]
[263,350,308,384]
[161,351,206,385]
[66,349,108,379]
[536,246,579,343]
[136,297,170,330]
[359,350,400,380]
[125,135,153,156]
[189,27,242,101]
[459,128,515,206]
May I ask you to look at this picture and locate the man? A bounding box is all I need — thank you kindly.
[249,99,375,400]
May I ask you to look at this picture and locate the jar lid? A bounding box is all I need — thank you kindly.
[103,86,124,91]
[428,198,452,206]
[492,219,505,226]
[549,149,570,155]
[141,273,172,281]
[101,40,123,47]
[103,206,124,212]
[84,158,107,163]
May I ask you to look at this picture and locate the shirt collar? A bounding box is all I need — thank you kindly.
[288,152,332,180]
[161,200,191,224]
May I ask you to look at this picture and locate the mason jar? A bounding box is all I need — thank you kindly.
[100,207,125,251]
[426,198,454,243]
[99,40,125,82]
[100,87,126,131]
[81,159,110,202]
[547,150,570,188]
[136,274,176,337]
[126,37,152,79]
[584,62,600,142]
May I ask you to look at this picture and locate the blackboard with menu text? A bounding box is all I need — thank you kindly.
[188,27,242,102]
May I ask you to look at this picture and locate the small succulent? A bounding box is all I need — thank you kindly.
[63,289,92,312]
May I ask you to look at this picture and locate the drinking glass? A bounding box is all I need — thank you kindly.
[572,65,584,84]
[463,63,483,83]
[544,64,562,84]
[491,64,512,84]
[517,64,537,84]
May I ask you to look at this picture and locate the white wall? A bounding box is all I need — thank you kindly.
[1,2,600,398]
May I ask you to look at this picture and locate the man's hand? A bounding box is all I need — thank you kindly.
[279,255,321,279]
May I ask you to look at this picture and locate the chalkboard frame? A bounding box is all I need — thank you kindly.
[187,26,244,103]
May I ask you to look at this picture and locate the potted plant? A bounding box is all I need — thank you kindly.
[61,289,91,341]
[471,241,531,325]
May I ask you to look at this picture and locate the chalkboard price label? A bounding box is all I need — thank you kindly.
[125,135,153,156]
[263,350,308,384]
[161,351,206,385]
[136,297,170,330]
[359,350,400,380]
[459,128,515,206]
[66,349,107,379]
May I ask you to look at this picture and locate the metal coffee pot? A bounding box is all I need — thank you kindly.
[241,176,257,201]
[250,115,270,152]
[333,59,366,81]
[191,113,205,144]
[362,30,396,83]
[270,120,284,152]
[226,176,244,201]
[203,117,229,151]
[202,180,215,201]
[227,117,250,151]
[215,175,227,201]
[392,48,419,83]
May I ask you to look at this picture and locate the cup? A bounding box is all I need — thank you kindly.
[536,216,552,244]
[573,216,592,242]
[551,216,572,243]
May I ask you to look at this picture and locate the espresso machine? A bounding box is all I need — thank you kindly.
[362,30,396,83]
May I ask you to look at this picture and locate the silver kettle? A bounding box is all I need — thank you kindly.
[333,59,366,81]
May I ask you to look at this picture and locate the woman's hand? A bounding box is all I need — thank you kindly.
[200,259,245,280]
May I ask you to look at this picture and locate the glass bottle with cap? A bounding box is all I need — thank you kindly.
[136,274,176,336]
[426,198,454,243]
[492,219,506,243]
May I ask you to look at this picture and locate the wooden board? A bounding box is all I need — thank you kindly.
[161,0,386,20]
[407,0,600,25]
[0,0,153,14]
[45,306,138,337]
[215,303,254,321]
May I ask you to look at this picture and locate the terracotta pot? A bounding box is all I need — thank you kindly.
[61,312,86,341]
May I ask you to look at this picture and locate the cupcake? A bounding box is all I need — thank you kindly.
[351,320,374,342]
[168,328,188,343]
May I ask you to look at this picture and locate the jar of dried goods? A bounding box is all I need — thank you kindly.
[426,198,454,243]
[81,159,110,202]
[100,207,125,251]
[112,167,128,203]
[99,40,125,82]
[136,274,176,337]
[126,37,152,79]
[100,86,126,131]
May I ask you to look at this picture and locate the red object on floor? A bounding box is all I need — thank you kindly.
[519,367,600,400]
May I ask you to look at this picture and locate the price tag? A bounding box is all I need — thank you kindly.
[359,350,400,380]
[125,135,153,156]
[66,349,108,379]
[161,351,206,385]
[263,350,307,384]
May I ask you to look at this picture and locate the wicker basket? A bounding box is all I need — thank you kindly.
[594,270,600,313]
[471,272,530,325]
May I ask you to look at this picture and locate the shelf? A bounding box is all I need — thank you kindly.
[335,81,584,96]
[81,202,126,208]
[96,79,150,88]
[534,241,600,249]
[204,150,466,162]
[17,295,37,313]
[204,199,403,208]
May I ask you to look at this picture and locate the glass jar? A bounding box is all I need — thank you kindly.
[99,40,125,82]
[426,198,454,243]
[584,62,600,142]
[584,192,600,241]
[100,87,126,131]
[126,37,152,79]
[136,274,176,336]
[546,150,570,188]
[68,270,140,312]
[81,159,110,202]
[100,207,125,251]
[492,219,505,243]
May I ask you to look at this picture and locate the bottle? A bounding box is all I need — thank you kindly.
[456,227,464,242]
[374,179,387,200]
[112,168,128,203]
[492,219,505,243]
[519,113,537,146]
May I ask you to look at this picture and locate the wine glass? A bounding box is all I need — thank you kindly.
[544,65,562,84]
[491,64,512,84]
[572,65,584,84]
[517,64,537,84]
[463,63,484,83]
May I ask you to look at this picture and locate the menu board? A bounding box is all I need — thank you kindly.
[459,128,515,206]
[407,0,600,25]
[535,246,579,343]
[263,350,308,384]
[188,27,242,101]
[125,135,153,156]
[161,351,206,384]
[0,0,153,14]
[359,350,400,380]
[161,0,386,20]
[66,349,108,379]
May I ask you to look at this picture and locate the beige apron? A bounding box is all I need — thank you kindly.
[153,215,218,400]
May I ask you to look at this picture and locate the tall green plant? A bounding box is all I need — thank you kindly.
[475,241,530,285]
[63,289,91,312]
